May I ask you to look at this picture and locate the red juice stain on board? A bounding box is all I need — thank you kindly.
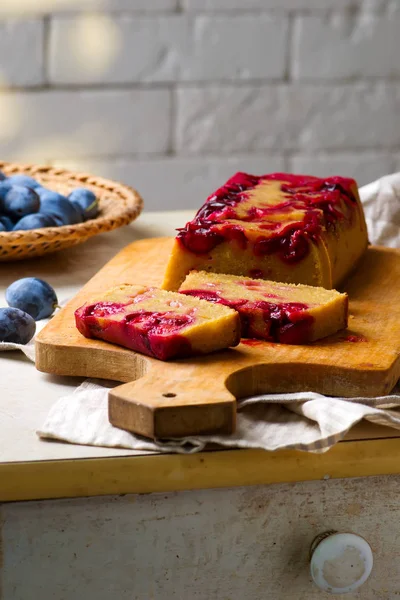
[241,339,264,347]
[344,334,368,343]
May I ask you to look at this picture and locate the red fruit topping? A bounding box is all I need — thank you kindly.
[181,288,313,345]
[177,172,357,263]
[75,302,194,360]
[85,301,128,317]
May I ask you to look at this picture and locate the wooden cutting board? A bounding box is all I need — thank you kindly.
[36,238,400,439]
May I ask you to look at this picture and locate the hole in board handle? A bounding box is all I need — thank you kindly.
[162,393,176,398]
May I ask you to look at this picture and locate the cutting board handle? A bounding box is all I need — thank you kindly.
[108,361,237,439]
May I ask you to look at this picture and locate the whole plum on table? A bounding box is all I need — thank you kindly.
[6,277,58,320]
[0,307,36,344]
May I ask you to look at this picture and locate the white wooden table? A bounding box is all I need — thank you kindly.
[1,210,400,599]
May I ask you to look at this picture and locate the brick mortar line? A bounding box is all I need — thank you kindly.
[172,78,400,87]
[388,156,398,173]
[284,11,293,82]
[42,15,50,86]
[282,151,291,172]
[283,149,398,158]
[0,83,175,93]
[0,9,180,18]
[46,6,396,16]
[169,88,178,156]
[284,149,399,163]
[1,79,399,93]
[170,146,400,154]
[50,152,288,162]
[43,10,293,17]
[0,8,387,20]
[0,6,393,18]
[48,149,400,162]
[173,0,184,12]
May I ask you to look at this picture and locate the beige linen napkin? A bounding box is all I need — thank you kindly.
[37,379,400,454]
[6,172,400,454]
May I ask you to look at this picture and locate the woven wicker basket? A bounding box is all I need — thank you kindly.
[0,161,144,261]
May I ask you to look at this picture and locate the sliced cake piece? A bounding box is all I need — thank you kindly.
[179,271,348,344]
[75,283,241,361]
[163,172,368,291]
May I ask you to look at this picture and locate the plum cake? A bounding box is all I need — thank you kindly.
[180,271,348,344]
[75,283,241,360]
[163,172,368,291]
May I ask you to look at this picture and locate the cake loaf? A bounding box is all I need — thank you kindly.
[75,283,241,361]
[163,172,368,291]
[180,271,348,344]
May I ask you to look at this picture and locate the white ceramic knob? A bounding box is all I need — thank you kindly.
[310,531,373,594]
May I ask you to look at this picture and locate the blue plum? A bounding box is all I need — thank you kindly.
[13,213,57,231]
[40,192,83,225]
[35,186,52,201]
[0,181,12,210]
[6,277,58,320]
[35,187,55,199]
[0,222,6,232]
[3,186,40,219]
[0,307,36,344]
[0,216,13,231]
[6,174,41,189]
[38,190,66,202]
[69,201,85,221]
[0,170,6,181]
[69,188,99,219]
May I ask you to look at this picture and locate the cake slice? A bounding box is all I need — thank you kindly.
[75,283,241,361]
[179,271,348,344]
[163,172,368,291]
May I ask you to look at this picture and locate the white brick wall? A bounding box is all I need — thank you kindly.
[293,12,400,79]
[0,19,44,86]
[176,84,400,152]
[49,14,288,84]
[0,90,171,160]
[0,1,398,210]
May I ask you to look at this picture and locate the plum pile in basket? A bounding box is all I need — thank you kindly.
[0,171,99,232]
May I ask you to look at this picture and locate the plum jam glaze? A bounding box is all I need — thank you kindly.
[180,289,313,345]
[75,302,194,360]
[177,172,357,263]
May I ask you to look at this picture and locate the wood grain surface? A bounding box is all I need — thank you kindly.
[35,238,400,439]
